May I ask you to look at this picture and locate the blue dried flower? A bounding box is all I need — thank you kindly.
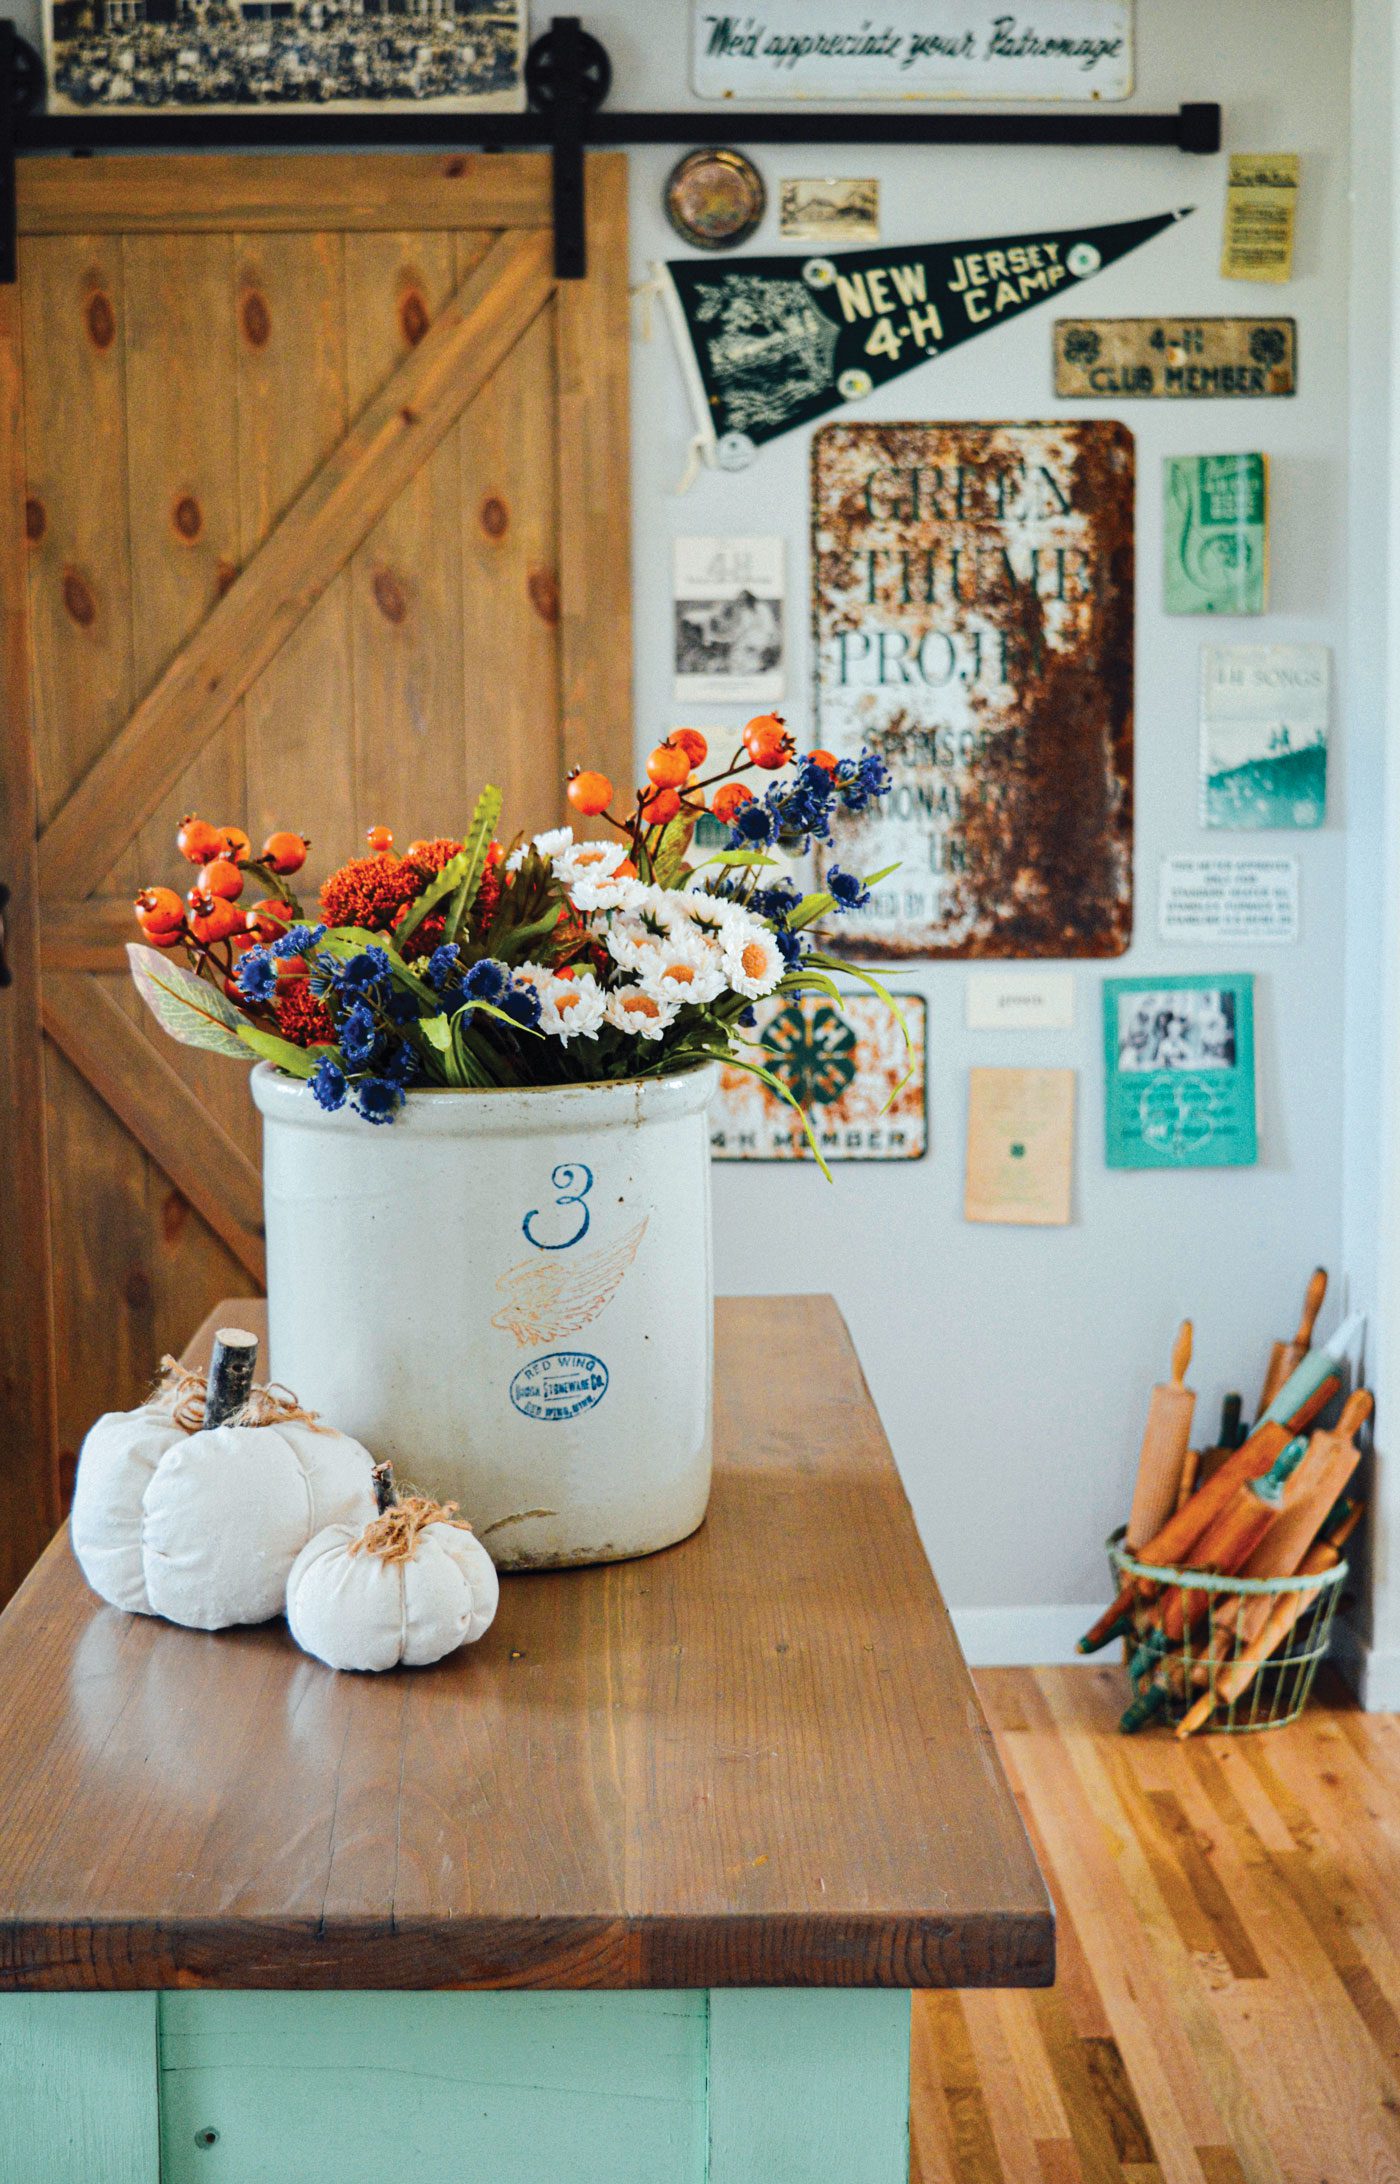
[332,946,392,998]
[269,922,325,959]
[339,1004,379,1067]
[463,958,509,1003]
[775,926,804,967]
[827,865,871,910]
[236,947,277,1003]
[381,1035,419,1086]
[386,988,419,1026]
[310,1056,347,1112]
[501,984,543,1030]
[737,1005,758,1029]
[730,800,775,848]
[426,943,461,993]
[355,1077,405,1125]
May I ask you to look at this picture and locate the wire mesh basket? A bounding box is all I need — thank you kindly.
[1106,1526,1348,1734]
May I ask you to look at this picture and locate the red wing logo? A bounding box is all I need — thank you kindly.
[491,1218,649,1347]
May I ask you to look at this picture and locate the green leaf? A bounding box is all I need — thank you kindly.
[695,1043,833,1182]
[234,1024,319,1079]
[420,1013,453,1052]
[127,943,249,1059]
[391,785,503,948]
[806,952,913,1048]
[495,902,562,963]
[696,849,778,871]
[653,815,694,890]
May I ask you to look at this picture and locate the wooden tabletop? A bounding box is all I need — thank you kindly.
[0,1295,1053,1994]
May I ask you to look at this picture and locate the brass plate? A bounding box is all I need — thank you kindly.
[665,147,766,251]
[1054,317,1295,398]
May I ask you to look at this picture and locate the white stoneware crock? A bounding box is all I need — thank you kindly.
[251,1062,718,1569]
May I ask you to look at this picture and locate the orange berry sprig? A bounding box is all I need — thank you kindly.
[564,714,798,869]
[134,812,311,1002]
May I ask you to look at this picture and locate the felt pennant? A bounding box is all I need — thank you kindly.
[656,207,1189,477]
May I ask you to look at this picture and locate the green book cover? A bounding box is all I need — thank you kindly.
[1103,974,1257,1170]
[1164,454,1268,615]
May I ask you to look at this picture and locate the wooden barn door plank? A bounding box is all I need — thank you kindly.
[461,282,563,841]
[38,227,554,901]
[17,234,153,1528]
[0,283,60,1600]
[555,155,632,799]
[43,975,266,1284]
[236,231,355,880]
[345,231,470,843]
[18,153,553,237]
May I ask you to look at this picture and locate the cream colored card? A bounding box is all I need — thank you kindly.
[964,1068,1075,1228]
[1221,154,1299,283]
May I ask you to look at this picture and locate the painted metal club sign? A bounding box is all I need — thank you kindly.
[659,208,1186,468]
[813,420,1135,960]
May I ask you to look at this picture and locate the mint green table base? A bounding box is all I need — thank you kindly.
[1,1989,910,2184]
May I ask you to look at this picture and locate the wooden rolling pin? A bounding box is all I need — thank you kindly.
[1232,1389,1370,1638]
[1154,1433,1311,1646]
[1126,1322,1195,1551]
[1258,1267,1328,1416]
[1078,1312,1362,1654]
[1175,1500,1364,1739]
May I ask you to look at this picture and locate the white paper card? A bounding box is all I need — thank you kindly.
[1159,855,1298,943]
[692,2,1133,102]
[673,536,785,706]
[966,970,1076,1031]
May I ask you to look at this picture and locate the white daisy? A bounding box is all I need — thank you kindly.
[537,970,606,1043]
[634,937,728,1008]
[567,871,648,915]
[553,839,629,887]
[721,918,786,999]
[604,986,680,1041]
[507,825,574,873]
[606,907,672,971]
[664,889,744,940]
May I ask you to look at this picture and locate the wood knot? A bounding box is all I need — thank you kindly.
[160,1189,189,1246]
[24,496,45,544]
[372,567,408,624]
[398,288,430,348]
[480,495,509,539]
[444,156,468,178]
[85,292,116,350]
[61,567,96,628]
[172,494,203,543]
[215,558,238,599]
[527,568,560,625]
[399,404,419,427]
[123,1266,153,1312]
[241,289,272,348]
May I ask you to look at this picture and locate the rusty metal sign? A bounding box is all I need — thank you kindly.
[813,420,1134,960]
[710,994,927,1161]
[1054,317,1296,398]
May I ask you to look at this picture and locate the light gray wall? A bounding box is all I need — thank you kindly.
[610,0,1354,1635]
[5,0,1360,1640]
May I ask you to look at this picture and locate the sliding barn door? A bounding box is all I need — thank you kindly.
[0,153,631,1600]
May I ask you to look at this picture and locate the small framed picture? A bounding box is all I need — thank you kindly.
[673,536,784,706]
[779,177,880,243]
[44,0,526,116]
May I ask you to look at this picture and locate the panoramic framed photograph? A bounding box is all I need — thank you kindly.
[44,0,527,116]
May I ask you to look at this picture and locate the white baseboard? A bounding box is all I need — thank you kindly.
[949,1604,1099,1668]
[949,1605,1400,1705]
[1330,1617,1400,1710]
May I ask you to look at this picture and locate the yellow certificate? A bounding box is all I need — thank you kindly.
[964,1068,1076,1228]
[1221,154,1299,283]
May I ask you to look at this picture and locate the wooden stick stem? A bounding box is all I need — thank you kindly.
[203,1328,259,1428]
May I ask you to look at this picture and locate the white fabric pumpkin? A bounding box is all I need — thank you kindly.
[287,1497,499,1671]
[71,1402,377,1631]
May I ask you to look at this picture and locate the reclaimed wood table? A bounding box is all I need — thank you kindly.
[0,1295,1051,2183]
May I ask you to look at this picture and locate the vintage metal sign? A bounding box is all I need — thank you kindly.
[692,2,1134,102]
[1054,318,1296,398]
[709,994,927,1160]
[813,420,1135,960]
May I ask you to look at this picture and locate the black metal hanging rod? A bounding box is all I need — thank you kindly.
[1,15,1221,283]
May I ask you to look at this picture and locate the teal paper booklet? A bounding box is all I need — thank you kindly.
[1164,454,1268,615]
[1103,974,1257,1170]
[1200,644,1329,828]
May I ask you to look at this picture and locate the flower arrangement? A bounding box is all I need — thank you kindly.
[128,717,899,1157]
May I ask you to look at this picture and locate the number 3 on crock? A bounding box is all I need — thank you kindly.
[522,1163,593,1251]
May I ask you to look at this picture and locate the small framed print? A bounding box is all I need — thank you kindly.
[673,536,784,706]
[779,177,879,243]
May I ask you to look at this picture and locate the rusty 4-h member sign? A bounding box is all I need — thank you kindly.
[813,421,1134,960]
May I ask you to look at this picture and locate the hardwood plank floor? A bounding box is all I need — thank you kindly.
[911,1666,1400,2184]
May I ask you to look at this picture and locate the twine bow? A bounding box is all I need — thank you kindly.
[349,1495,474,1565]
[152,1357,326,1435]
